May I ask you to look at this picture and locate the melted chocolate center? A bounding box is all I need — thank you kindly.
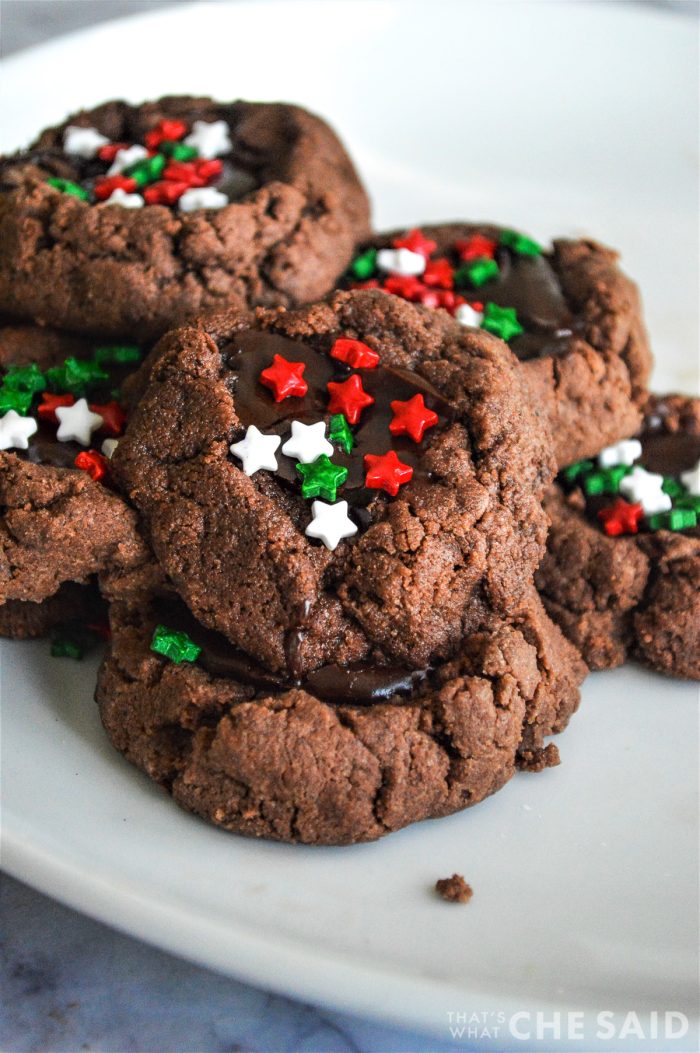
[155,596,429,706]
[222,330,452,509]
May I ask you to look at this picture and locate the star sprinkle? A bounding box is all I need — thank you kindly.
[647,507,698,532]
[500,229,543,256]
[329,413,354,455]
[597,439,643,468]
[184,119,232,159]
[305,500,357,551]
[561,458,594,485]
[260,354,308,402]
[376,247,426,277]
[46,178,89,201]
[455,303,484,328]
[3,363,45,394]
[151,624,202,664]
[330,338,380,369]
[454,234,497,261]
[144,118,188,150]
[326,374,374,425]
[422,258,453,289]
[389,394,438,443]
[583,465,630,496]
[351,248,378,280]
[55,398,104,446]
[597,498,644,537]
[101,187,144,209]
[281,420,333,464]
[90,400,126,437]
[101,438,119,459]
[230,425,281,475]
[107,144,149,177]
[38,392,75,423]
[454,258,499,289]
[680,458,700,496]
[364,450,413,496]
[619,466,672,515]
[178,187,228,212]
[296,454,348,501]
[63,125,110,159]
[0,410,38,450]
[74,450,109,482]
[481,302,524,342]
[0,387,32,414]
[392,229,437,258]
[93,175,138,201]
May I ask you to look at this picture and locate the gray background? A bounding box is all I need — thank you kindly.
[0,3,697,1053]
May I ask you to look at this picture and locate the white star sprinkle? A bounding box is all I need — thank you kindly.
[107,145,149,177]
[455,303,484,328]
[597,438,642,468]
[179,187,229,212]
[184,119,232,159]
[376,247,426,277]
[619,466,672,515]
[0,410,38,451]
[101,438,119,459]
[281,420,333,464]
[305,500,358,551]
[230,425,280,475]
[681,458,700,496]
[63,125,109,159]
[101,187,144,209]
[55,398,104,446]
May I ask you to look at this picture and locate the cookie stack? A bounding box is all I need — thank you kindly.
[0,97,696,845]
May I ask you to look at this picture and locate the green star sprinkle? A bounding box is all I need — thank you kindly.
[647,508,697,532]
[159,141,198,161]
[0,386,33,414]
[481,302,524,342]
[51,637,85,660]
[151,624,202,664]
[662,477,685,499]
[561,459,595,485]
[583,465,630,497]
[454,258,499,289]
[674,492,700,514]
[50,623,102,660]
[500,229,543,257]
[124,154,166,186]
[329,413,354,455]
[46,177,89,201]
[351,248,378,281]
[46,356,109,396]
[94,345,142,366]
[296,454,348,501]
[3,363,45,393]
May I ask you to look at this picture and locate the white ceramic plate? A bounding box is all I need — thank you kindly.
[1,3,698,1049]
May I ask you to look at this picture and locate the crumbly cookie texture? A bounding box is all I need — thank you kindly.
[343,224,652,467]
[0,97,371,341]
[95,578,584,845]
[536,394,700,679]
[435,875,473,903]
[113,289,556,677]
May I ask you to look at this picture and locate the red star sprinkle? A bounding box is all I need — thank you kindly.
[90,400,126,437]
[326,374,374,425]
[422,258,454,290]
[162,158,223,188]
[143,181,189,205]
[94,175,138,201]
[260,354,308,402]
[330,338,380,369]
[74,450,109,483]
[389,394,439,443]
[432,290,466,314]
[144,118,188,150]
[392,228,437,258]
[364,450,414,496]
[97,142,129,163]
[597,498,644,537]
[383,275,426,301]
[454,234,498,261]
[38,392,75,424]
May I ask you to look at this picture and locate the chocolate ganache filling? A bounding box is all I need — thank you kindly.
[221,329,453,514]
[154,596,430,706]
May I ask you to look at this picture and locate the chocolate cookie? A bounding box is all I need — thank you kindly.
[0,322,148,630]
[536,395,700,678]
[112,288,556,679]
[0,97,371,342]
[342,224,652,467]
[0,580,103,639]
[95,578,584,845]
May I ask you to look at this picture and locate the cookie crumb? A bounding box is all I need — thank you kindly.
[435,874,473,903]
[517,742,561,773]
